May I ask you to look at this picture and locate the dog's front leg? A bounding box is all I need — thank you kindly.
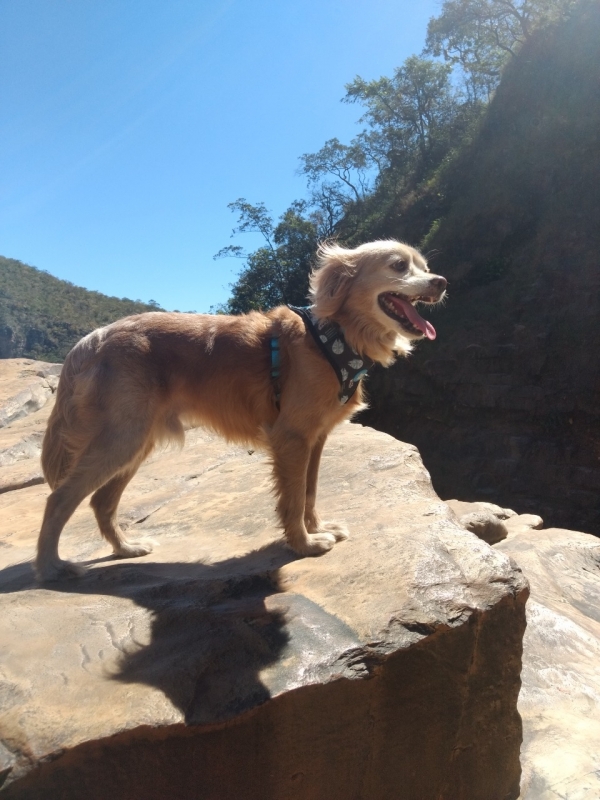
[270,426,337,556]
[304,434,349,543]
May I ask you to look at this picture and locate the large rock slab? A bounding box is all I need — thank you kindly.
[0,359,527,800]
[0,361,58,498]
[0,360,59,430]
[449,498,600,798]
[497,527,600,799]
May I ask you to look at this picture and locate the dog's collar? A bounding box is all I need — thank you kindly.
[288,305,374,404]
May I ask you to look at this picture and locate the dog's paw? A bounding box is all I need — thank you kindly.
[291,532,337,557]
[35,558,87,582]
[319,521,350,542]
[113,540,153,559]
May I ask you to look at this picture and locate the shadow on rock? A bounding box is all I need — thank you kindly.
[0,543,300,724]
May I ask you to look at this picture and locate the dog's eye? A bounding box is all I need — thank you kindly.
[392,259,408,272]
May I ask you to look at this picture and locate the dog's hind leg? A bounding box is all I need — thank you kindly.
[270,426,337,556]
[90,464,153,559]
[304,434,349,542]
[36,467,111,582]
[36,422,154,582]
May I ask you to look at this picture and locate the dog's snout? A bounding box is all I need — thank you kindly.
[429,276,447,292]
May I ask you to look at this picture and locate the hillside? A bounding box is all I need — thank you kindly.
[0,256,161,362]
[360,0,600,533]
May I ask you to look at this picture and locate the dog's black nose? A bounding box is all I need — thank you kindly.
[429,276,447,292]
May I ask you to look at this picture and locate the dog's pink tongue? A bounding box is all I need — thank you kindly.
[392,296,437,340]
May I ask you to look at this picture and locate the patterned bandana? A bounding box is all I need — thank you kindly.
[288,305,375,404]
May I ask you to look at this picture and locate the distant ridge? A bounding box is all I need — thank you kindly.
[0,255,162,362]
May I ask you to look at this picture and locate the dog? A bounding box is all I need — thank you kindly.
[36,240,446,581]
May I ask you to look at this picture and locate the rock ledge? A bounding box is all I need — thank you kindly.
[0,360,528,799]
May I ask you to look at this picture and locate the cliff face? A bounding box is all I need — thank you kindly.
[361,1,600,534]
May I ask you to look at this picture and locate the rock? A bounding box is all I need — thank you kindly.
[3,356,598,799]
[446,499,543,547]
[0,433,44,468]
[446,499,514,544]
[447,499,545,545]
[458,510,508,545]
[34,364,62,380]
[496,527,600,799]
[475,501,517,520]
[0,464,44,495]
[444,497,600,795]
[445,499,517,522]
[504,514,544,539]
[0,362,58,498]
[0,360,59,430]
[0,384,50,429]
[0,384,528,800]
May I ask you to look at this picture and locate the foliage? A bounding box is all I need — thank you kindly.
[219,1,579,313]
[344,57,458,169]
[300,138,370,205]
[425,0,578,99]
[215,199,318,313]
[0,256,161,362]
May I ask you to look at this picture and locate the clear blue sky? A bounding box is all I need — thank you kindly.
[1,0,441,312]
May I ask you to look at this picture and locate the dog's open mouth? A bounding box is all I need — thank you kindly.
[378,292,437,340]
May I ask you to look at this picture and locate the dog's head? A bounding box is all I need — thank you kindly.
[309,240,447,364]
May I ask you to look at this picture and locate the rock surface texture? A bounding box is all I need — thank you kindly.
[2,359,600,797]
[452,500,600,800]
[446,499,520,545]
[0,360,530,800]
[499,526,600,799]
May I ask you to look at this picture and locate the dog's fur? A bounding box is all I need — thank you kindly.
[36,240,446,581]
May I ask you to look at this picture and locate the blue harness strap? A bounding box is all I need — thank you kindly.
[270,336,281,408]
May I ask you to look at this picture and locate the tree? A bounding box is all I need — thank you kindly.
[426,0,578,100]
[218,0,581,313]
[344,57,458,170]
[296,137,374,237]
[215,199,318,314]
[299,138,370,203]
[295,56,462,245]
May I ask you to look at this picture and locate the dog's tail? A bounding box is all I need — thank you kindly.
[41,328,106,489]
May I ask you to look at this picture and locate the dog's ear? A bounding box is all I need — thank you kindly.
[309,243,358,318]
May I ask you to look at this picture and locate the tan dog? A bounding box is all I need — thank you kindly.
[36,240,446,581]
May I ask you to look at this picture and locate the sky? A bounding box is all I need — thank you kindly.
[1,0,441,313]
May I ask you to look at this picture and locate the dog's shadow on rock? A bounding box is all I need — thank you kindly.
[0,543,308,725]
